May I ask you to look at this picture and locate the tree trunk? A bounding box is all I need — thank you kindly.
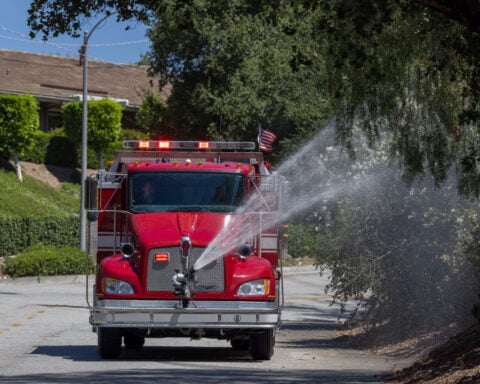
[13,151,23,182]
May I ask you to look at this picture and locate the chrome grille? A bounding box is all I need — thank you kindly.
[147,247,225,292]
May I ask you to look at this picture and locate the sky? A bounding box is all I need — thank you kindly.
[0,0,151,64]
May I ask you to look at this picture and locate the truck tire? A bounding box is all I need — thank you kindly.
[98,328,122,359]
[230,337,250,351]
[250,329,274,360]
[124,333,145,350]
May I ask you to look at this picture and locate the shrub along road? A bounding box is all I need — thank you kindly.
[0,266,409,383]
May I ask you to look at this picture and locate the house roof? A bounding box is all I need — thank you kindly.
[0,49,164,109]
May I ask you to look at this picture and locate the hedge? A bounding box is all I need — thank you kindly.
[0,216,79,257]
[4,244,93,278]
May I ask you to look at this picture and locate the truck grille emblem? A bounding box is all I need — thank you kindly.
[180,236,192,257]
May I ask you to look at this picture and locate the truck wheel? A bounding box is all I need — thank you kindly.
[250,329,274,360]
[230,337,250,351]
[124,333,145,350]
[98,328,122,359]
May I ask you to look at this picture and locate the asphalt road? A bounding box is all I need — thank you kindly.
[0,266,410,383]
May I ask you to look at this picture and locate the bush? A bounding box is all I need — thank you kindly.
[0,94,39,157]
[287,224,321,259]
[4,245,94,278]
[23,130,49,163]
[23,129,77,167]
[23,127,146,170]
[120,129,148,140]
[284,126,480,342]
[45,134,77,166]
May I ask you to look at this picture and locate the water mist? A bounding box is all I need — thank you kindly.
[194,122,480,344]
[194,122,385,271]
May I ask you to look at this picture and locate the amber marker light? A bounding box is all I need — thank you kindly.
[155,253,169,262]
[198,141,210,149]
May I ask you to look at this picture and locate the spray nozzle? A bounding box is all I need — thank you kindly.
[171,267,197,307]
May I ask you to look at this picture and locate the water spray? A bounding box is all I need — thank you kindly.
[191,123,387,273]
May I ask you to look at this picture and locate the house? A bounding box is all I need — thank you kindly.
[0,49,166,131]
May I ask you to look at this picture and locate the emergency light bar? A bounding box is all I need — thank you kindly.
[123,140,256,151]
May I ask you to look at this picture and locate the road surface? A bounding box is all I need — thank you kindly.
[0,266,410,383]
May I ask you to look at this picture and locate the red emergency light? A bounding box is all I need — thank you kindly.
[158,141,170,149]
[123,140,256,151]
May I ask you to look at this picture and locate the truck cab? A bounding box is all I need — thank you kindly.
[87,140,285,360]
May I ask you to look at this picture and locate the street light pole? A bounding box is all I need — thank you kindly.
[79,12,117,251]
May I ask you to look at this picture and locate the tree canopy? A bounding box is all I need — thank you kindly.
[26,0,480,193]
[147,1,328,145]
[0,94,39,155]
[62,99,123,167]
[135,91,167,137]
[0,94,39,181]
[27,0,156,39]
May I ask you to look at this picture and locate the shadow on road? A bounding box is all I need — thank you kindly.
[0,368,383,384]
[29,316,346,363]
[31,344,253,363]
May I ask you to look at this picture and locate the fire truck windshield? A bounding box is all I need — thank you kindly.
[129,171,247,213]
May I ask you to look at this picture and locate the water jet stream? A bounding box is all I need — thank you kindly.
[193,124,383,271]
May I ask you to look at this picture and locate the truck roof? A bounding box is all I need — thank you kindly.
[124,159,254,175]
[108,140,267,175]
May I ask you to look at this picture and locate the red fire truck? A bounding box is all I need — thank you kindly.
[86,140,286,360]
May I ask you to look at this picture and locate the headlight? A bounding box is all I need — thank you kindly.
[237,279,270,296]
[102,278,134,295]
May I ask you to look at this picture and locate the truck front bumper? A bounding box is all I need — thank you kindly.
[90,299,281,329]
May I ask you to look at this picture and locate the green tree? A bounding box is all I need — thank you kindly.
[62,99,123,168]
[303,0,480,198]
[27,1,480,189]
[27,0,329,149]
[27,0,156,39]
[135,91,167,137]
[147,1,328,146]
[0,94,39,182]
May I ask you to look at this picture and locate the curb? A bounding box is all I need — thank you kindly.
[0,274,94,285]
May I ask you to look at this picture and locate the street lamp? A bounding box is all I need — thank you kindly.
[79,12,117,251]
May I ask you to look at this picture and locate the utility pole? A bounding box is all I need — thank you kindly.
[79,12,117,251]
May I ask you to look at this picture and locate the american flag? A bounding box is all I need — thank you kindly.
[258,128,277,152]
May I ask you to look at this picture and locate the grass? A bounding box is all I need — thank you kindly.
[0,168,79,218]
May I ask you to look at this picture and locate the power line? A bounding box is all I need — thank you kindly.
[0,26,151,64]
[0,26,149,48]
[0,32,79,56]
